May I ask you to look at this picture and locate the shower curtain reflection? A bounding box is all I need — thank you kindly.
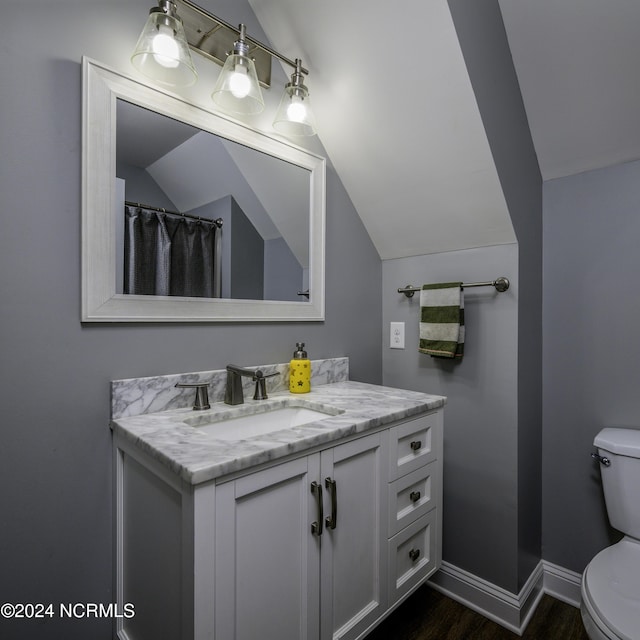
[124,204,222,298]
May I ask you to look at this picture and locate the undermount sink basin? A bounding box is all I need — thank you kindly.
[183,404,341,441]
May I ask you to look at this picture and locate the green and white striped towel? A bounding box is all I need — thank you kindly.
[419,282,464,359]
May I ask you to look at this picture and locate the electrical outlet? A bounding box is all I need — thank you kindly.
[390,322,405,349]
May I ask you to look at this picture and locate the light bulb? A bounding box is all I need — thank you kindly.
[228,64,251,98]
[151,24,180,68]
[286,96,307,123]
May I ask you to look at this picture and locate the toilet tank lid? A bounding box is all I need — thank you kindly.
[595,428,640,457]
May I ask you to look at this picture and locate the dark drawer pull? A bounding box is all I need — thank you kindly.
[409,490,421,503]
[409,548,421,562]
[410,440,422,451]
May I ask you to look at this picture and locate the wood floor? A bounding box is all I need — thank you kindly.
[363,585,590,640]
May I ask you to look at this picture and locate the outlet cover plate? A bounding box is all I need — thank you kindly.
[390,322,405,349]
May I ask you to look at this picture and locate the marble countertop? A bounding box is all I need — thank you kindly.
[111,381,446,485]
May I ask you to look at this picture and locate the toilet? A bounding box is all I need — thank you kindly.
[581,428,640,640]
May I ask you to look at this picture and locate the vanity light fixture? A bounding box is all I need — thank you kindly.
[131,0,317,135]
[211,24,264,115]
[273,59,317,137]
[131,0,198,87]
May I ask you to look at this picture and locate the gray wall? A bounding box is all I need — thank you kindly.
[0,2,381,638]
[264,236,303,302]
[117,162,177,211]
[383,244,520,590]
[229,198,265,300]
[446,0,543,592]
[542,159,640,572]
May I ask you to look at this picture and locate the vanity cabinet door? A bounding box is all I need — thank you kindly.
[320,432,388,640]
[214,431,388,640]
[214,455,321,640]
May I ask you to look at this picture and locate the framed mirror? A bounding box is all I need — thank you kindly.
[82,57,325,322]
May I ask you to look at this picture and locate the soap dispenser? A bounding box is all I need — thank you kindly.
[289,342,311,394]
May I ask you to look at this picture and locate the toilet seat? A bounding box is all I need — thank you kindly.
[581,585,621,640]
[581,538,640,640]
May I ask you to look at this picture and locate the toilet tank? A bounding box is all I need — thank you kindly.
[594,427,640,538]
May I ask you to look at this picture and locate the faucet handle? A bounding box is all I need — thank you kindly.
[175,382,211,410]
[252,370,280,400]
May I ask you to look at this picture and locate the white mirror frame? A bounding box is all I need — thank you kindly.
[81,57,325,322]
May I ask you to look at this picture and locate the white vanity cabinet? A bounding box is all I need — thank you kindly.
[114,406,443,640]
[214,432,387,640]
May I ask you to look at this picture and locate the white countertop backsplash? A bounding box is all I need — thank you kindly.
[112,357,349,420]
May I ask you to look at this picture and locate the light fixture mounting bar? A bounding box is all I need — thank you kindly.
[175,0,308,89]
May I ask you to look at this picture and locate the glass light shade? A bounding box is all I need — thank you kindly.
[211,53,264,115]
[131,8,197,87]
[273,84,317,136]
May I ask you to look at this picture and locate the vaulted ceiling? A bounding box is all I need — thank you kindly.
[246,0,640,260]
[498,0,640,182]
[249,0,516,260]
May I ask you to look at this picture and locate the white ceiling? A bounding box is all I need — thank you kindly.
[498,0,640,181]
[247,0,639,260]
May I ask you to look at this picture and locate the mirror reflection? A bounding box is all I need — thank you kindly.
[115,100,311,302]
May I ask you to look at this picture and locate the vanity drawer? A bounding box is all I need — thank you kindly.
[388,412,440,480]
[388,510,438,605]
[388,463,438,536]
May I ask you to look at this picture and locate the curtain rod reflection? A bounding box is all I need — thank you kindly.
[125,200,223,228]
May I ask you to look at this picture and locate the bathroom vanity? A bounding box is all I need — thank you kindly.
[111,359,445,640]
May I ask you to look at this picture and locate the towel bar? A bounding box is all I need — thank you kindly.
[397,277,509,298]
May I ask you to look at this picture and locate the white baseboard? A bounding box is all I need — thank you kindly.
[427,559,582,636]
[541,560,582,608]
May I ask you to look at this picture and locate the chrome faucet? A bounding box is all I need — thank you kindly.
[225,365,280,405]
